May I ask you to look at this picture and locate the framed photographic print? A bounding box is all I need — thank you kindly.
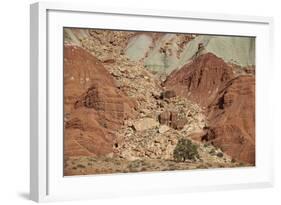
[30,2,274,202]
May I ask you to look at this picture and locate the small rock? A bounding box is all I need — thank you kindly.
[164,99,170,104]
[217,152,224,158]
[158,125,170,134]
[152,92,161,99]
[140,109,149,114]
[160,90,176,99]
[158,101,165,108]
[125,120,133,127]
[102,59,115,64]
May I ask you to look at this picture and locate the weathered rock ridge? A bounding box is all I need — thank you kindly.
[64,45,136,157]
[165,53,235,107]
[165,53,255,164]
[205,75,255,164]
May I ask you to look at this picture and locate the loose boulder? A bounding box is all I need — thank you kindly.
[132,118,159,132]
[159,111,171,125]
[158,111,188,130]
[160,90,176,99]
[158,125,170,134]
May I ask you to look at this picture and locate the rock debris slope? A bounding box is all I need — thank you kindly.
[63,28,255,175]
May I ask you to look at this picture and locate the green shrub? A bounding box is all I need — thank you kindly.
[173,139,199,162]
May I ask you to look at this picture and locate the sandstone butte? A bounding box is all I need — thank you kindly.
[64,45,136,157]
[165,53,255,164]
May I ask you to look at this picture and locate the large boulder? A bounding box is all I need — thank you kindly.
[159,111,171,125]
[158,111,188,130]
[160,90,176,99]
[170,118,188,130]
[132,118,159,132]
[158,125,170,134]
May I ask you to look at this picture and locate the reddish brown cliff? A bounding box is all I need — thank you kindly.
[64,45,136,157]
[205,75,255,164]
[165,53,255,164]
[164,53,234,107]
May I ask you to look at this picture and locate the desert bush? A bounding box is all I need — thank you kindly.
[173,139,199,162]
[209,148,216,155]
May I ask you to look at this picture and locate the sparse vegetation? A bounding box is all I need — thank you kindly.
[209,148,216,155]
[173,139,199,162]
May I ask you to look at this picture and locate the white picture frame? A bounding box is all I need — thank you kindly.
[30,1,274,202]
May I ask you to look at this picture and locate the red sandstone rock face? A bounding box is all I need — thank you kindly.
[64,45,136,157]
[206,75,255,164]
[165,53,255,164]
[165,53,234,107]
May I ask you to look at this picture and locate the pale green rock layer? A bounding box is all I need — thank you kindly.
[63,28,255,75]
[126,34,255,74]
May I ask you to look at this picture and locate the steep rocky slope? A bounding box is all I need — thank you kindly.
[164,52,255,164]
[164,53,235,107]
[64,45,136,158]
[205,75,256,164]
